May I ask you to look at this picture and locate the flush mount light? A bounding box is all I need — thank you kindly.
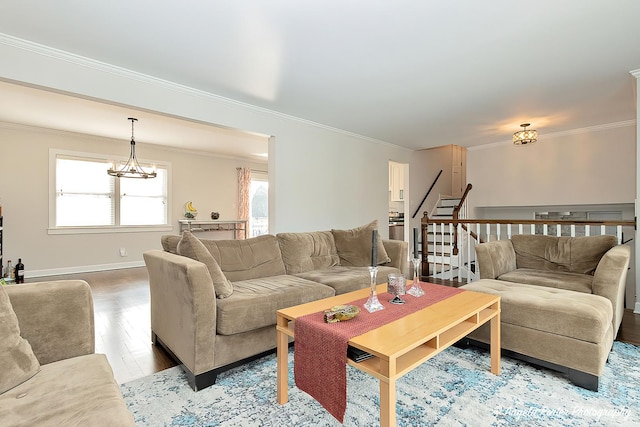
[513,123,537,145]
[107,118,157,178]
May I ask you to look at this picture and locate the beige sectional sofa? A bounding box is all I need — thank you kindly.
[461,234,630,390]
[143,222,408,391]
[0,280,134,426]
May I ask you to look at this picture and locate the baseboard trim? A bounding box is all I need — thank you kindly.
[27,261,145,279]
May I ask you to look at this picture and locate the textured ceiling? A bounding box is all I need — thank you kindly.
[0,1,639,155]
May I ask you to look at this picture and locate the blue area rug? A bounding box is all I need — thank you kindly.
[121,342,639,426]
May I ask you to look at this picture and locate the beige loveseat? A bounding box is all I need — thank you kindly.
[143,223,408,391]
[462,234,630,390]
[0,281,134,426]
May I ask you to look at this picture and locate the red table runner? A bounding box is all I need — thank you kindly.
[294,282,463,423]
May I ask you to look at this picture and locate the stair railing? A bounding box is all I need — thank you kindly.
[419,183,472,280]
[421,217,635,284]
[450,183,472,256]
[412,169,443,219]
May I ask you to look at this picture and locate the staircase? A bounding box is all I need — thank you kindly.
[423,185,478,283]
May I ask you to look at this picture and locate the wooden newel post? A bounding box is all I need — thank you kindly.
[421,212,430,279]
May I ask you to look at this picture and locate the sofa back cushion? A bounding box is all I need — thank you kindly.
[276,231,340,274]
[511,234,617,275]
[199,234,287,282]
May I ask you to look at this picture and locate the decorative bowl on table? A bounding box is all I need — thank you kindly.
[324,305,360,323]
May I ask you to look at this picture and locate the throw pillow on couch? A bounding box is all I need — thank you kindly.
[177,230,234,298]
[331,220,391,267]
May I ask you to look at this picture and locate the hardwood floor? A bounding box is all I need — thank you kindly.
[28,268,640,385]
[28,267,177,384]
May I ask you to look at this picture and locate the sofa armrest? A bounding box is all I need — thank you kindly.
[143,250,217,376]
[475,239,517,279]
[592,244,630,337]
[382,239,409,276]
[6,280,94,365]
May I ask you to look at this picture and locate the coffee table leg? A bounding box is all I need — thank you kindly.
[490,303,501,375]
[380,377,396,427]
[276,320,289,404]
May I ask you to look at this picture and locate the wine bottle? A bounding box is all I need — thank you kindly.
[15,258,24,284]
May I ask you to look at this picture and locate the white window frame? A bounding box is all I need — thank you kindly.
[48,149,172,234]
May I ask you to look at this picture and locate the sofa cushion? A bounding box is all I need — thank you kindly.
[0,353,135,426]
[216,275,335,335]
[511,234,616,275]
[295,265,401,295]
[177,231,234,298]
[199,235,287,282]
[498,268,593,294]
[462,279,611,343]
[161,235,180,254]
[0,284,40,395]
[277,231,340,274]
[331,220,391,267]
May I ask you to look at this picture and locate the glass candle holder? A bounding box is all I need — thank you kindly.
[407,258,425,297]
[364,266,384,313]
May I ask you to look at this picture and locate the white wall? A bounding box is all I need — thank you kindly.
[467,124,636,212]
[0,123,265,275]
[408,145,455,235]
[634,69,640,314]
[0,37,412,274]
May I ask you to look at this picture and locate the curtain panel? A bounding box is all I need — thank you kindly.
[237,167,251,238]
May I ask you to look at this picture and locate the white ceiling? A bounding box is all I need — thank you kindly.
[0,80,270,161]
[0,1,639,154]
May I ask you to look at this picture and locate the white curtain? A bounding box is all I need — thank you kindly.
[237,167,251,239]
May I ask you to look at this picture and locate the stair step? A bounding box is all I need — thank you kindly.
[429,245,451,256]
[439,198,461,208]
[423,264,455,274]
[428,254,459,264]
[426,233,454,242]
[435,207,455,215]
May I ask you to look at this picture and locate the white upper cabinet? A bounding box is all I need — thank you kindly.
[389,161,405,201]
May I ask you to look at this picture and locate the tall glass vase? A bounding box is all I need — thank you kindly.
[364,266,384,312]
[407,258,425,297]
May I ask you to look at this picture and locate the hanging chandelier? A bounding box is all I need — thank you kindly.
[513,123,537,145]
[107,117,157,179]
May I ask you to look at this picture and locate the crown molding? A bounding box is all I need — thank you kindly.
[468,120,637,151]
[0,32,401,149]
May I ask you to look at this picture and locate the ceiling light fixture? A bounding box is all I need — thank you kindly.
[107,117,157,178]
[513,123,537,145]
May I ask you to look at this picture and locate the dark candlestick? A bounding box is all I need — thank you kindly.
[413,227,419,258]
[371,229,378,266]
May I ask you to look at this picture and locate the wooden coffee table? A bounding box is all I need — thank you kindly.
[276,284,501,427]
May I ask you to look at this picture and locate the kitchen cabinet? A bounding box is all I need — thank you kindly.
[389,161,405,201]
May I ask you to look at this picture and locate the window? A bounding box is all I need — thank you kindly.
[50,150,170,233]
[249,172,268,237]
